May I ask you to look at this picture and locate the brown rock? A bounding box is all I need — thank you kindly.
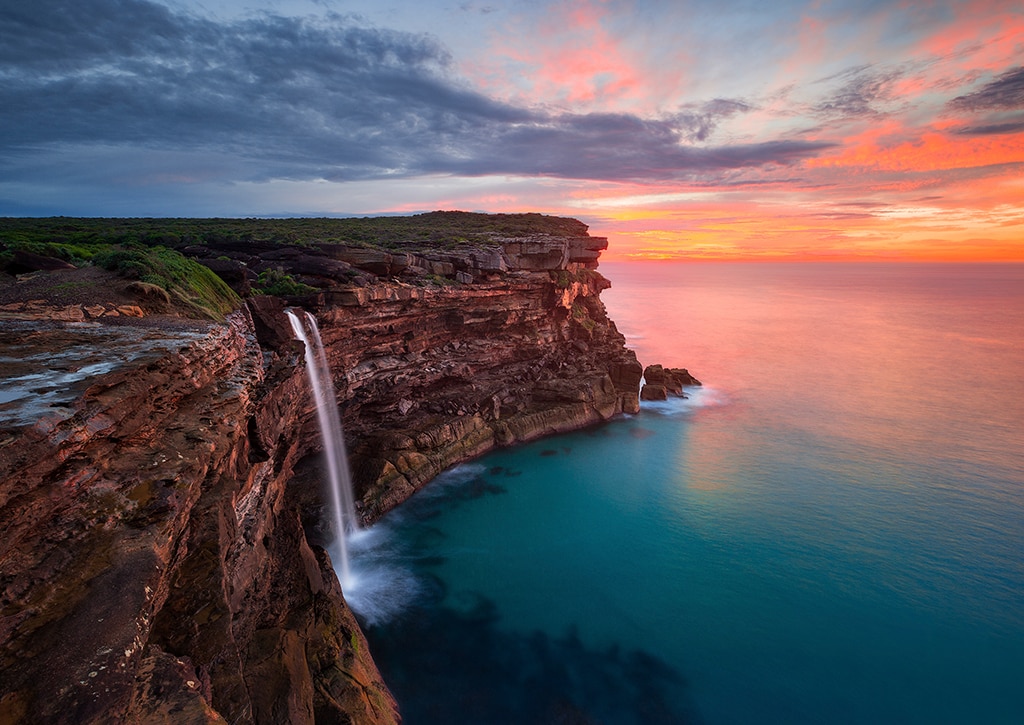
[50,305,86,321]
[609,358,643,392]
[0,313,398,725]
[668,367,702,387]
[318,245,395,276]
[640,384,668,401]
[0,214,650,724]
[246,295,298,349]
[644,364,701,395]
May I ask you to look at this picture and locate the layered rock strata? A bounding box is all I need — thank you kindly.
[292,270,641,523]
[0,312,397,724]
[231,223,643,523]
[0,216,644,723]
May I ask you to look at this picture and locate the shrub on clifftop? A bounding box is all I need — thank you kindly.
[252,267,318,296]
[92,245,239,319]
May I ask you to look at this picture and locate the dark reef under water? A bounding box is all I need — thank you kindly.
[365,583,701,725]
[352,262,1024,724]
[358,462,701,724]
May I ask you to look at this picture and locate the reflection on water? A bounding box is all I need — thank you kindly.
[355,262,1024,724]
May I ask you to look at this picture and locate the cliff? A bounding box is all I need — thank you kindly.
[274,236,643,523]
[0,213,643,723]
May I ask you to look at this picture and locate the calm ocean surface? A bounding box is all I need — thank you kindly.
[347,262,1024,724]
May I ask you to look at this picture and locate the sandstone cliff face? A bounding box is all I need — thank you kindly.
[296,249,641,523]
[0,313,398,724]
[235,227,643,525]
[0,218,642,723]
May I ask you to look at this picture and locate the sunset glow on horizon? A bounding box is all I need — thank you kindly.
[2,0,1022,261]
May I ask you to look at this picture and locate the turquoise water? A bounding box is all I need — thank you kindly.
[348,262,1024,724]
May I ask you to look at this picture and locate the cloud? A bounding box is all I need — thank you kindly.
[952,119,1024,136]
[812,65,904,119]
[443,113,832,180]
[459,2,498,14]
[0,0,832,189]
[672,99,753,142]
[948,66,1024,111]
[946,66,1024,138]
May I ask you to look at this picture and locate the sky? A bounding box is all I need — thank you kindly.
[2,0,1022,260]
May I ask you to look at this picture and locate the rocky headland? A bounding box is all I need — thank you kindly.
[0,213,694,723]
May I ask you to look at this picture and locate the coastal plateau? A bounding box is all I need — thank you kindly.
[0,213,681,723]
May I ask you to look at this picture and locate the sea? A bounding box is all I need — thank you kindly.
[343,262,1024,724]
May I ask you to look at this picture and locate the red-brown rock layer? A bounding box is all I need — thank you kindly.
[304,268,641,523]
[0,313,398,724]
[0,218,644,723]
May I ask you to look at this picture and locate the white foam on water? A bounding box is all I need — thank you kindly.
[341,524,422,627]
[639,385,726,415]
[337,463,493,626]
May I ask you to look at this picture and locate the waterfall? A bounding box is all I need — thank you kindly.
[285,309,359,590]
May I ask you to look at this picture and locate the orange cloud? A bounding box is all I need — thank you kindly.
[567,169,1024,263]
[391,1,1024,264]
[808,124,1024,173]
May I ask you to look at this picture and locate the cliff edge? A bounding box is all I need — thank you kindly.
[0,213,643,723]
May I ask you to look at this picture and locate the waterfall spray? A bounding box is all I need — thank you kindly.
[285,309,359,589]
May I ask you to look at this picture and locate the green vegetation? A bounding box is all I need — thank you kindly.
[0,211,591,314]
[553,270,573,288]
[92,245,239,319]
[252,267,318,296]
[0,211,588,256]
[0,237,109,267]
[50,281,94,293]
[423,273,453,286]
[552,268,601,289]
[571,301,597,332]
[0,229,239,319]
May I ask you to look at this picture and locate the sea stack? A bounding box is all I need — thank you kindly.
[640,364,702,401]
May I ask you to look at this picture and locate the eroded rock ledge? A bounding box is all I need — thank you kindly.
[0,214,644,724]
[272,265,643,524]
[0,312,398,724]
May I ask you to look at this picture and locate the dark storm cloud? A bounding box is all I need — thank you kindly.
[0,0,832,185]
[445,116,831,180]
[948,67,1024,111]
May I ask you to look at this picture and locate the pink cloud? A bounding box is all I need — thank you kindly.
[464,0,667,114]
